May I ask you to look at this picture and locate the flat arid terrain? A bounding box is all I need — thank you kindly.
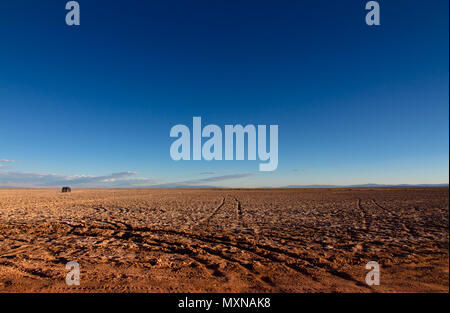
[0,188,448,292]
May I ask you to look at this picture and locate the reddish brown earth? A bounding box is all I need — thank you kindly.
[0,188,448,292]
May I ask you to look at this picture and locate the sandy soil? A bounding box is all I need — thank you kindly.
[0,188,448,293]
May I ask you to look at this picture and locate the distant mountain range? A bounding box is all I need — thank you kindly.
[152,183,449,189]
[1,183,448,189]
[278,183,449,189]
[122,183,450,189]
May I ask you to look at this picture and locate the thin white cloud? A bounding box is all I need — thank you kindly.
[0,168,256,188]
[168,173,257,187]
[0,159,15,163]
[292,169,310,173]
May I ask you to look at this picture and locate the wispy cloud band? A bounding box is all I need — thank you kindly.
[0,159,15,163]
[0,171,157,188]
[0,170,255,188]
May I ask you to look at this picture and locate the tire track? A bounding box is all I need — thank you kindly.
[53,221,314,286]
[78,223,332,284]
[231,196,259,235]
[0,260,54,279]
[356,199,368,231]
[371,199,417,235]
[371,199,397,217]
[3,220,369,290]
[234,197,243,220]
[55,223,276,289]
[193,197,226,227]
[144,237,275,288]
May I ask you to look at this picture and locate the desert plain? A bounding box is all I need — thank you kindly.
[0,188,448,292]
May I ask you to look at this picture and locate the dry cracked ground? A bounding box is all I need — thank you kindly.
[0,188,448,292]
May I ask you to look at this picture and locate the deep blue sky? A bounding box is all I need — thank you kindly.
[0,0,448,187]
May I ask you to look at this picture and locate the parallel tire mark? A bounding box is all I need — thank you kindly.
[194,197,226,227]
[234,197,243,219]
[53,221,314,284]
[356,199,368,231]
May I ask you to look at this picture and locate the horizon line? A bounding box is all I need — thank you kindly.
[0,183,448,190]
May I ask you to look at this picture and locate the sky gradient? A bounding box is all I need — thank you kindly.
[0,0,448,188]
